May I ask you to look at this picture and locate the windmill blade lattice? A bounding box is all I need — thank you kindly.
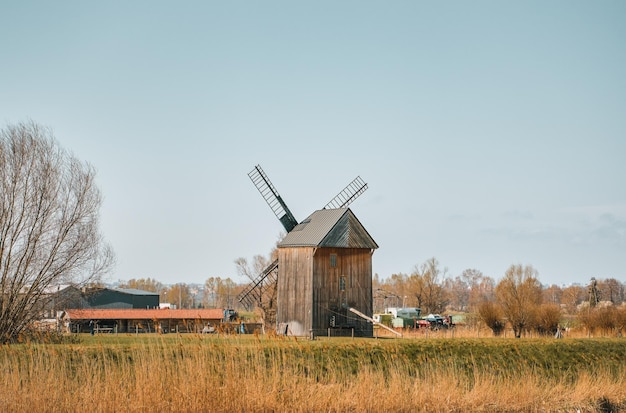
[248,165,298,233]
[324,176,368,209]
[237,259,278,309]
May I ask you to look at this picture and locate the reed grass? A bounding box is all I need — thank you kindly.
[1,334,624,412]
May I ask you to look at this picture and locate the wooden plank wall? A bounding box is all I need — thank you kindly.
[277,247,314,336]
[314,248,373,336]
[278,247,374,337]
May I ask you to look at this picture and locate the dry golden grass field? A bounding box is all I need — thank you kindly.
[1,331,625,412]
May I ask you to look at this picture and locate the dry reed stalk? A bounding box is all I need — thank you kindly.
[1,336,625,412]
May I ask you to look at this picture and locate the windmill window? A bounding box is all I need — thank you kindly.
[339,276,346,292]
[330,254,337,268]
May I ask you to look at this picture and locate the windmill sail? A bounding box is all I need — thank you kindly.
[248,165,298,232]
[237,259,279,309]
[324,176,368,209]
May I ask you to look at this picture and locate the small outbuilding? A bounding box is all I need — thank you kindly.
[63,308,227,334]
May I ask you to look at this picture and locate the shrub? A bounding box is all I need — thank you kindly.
[532,304,562,336]
[477,301,505,336]
[578,305,623,336]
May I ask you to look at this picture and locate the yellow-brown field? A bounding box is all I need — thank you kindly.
[1,331,625,412]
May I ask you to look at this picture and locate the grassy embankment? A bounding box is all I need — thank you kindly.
[1,333,625,412]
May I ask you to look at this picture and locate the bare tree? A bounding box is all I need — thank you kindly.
[408,257,448,314]
[235,248,279,328]
[542,284,563,305]
[119,278,164,293]
[495,264,542,338]
[204,277,219,308]
[0,121,114,342]
[597,278,625,305]
[203,276,237,308]
[561,284,586,314]
[444,275,470,312]
[164,284,192,309]
[374,273,409,311]
[234,254,274,284]
[216,278,236,308]
[465,270,496,310]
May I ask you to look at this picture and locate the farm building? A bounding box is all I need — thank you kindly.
[63,308,230,334]
[37,286,162,331]
[42,286,160,314]
[83,287,160,309]
[277,208,378,337]
[40,285,85,319]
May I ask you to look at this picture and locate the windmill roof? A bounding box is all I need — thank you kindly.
[278,208,378,249]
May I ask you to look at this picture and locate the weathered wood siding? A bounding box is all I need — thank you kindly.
[277,246,374,337]
[277,247,314,336]
[312,247,373,337]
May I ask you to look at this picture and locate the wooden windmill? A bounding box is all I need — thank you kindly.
[239,165,378,337]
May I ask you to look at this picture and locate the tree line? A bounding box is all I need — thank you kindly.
[118,276,240,309]
[374,257,626,338]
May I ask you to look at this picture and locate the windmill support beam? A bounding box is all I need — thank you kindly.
[349,307,402,337]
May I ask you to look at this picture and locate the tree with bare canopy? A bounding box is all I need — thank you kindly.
[495,264,542,338]
[0,121,114,342]
[408,257,448,315]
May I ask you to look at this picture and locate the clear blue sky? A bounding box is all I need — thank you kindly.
[2,1,624,287]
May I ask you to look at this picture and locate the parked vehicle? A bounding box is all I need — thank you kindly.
[423,314,454,330]
[374,309,455,331]
[202,323,216,334]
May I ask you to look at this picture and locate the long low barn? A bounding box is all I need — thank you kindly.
[63,308,228,334]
